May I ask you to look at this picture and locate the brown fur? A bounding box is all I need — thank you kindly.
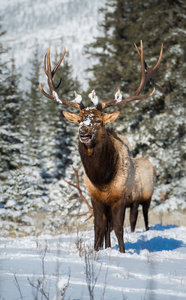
[63,108,135,252]
[63,108,156,251]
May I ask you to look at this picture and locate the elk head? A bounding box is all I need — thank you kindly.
[39,41,164,132]
[63,107,120,146]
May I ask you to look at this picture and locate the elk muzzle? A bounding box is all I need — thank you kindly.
[79,126,93,144]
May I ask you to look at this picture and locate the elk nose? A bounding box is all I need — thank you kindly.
[79,127,89,136]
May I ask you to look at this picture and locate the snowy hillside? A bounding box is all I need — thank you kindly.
[0,0,106,90]
[1,225,186,299]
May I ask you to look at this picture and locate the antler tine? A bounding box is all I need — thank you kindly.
[39,47,84,110]
[98,41,164,111]
[43,53,48,76]
[151,44,165,95]
[134,42,164,95]
[52,47,66,77]
[43,48,64,89]
[46,47,55,94]
[133,40,146,96]
[152,43,163,72]
[39,82,55,100]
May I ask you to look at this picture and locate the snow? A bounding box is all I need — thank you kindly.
[79,110,96,127]
[74,93,83,104]
[115,90,122,103]
[52,91,63,104]
[88,90,99,106]
[169,44,184,55]
[80,117,92,127]
[1,225,186,299]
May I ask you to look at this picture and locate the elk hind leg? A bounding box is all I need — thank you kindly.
[142,199,151,231]
[130,201,139,232]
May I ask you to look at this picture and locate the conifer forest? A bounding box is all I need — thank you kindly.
[0,0,186,237]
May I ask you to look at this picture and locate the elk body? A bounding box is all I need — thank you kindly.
[39,41,164,252]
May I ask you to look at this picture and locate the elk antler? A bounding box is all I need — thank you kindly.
[39,47,85,110]
[98,40,164,111]
[134,42,164,96]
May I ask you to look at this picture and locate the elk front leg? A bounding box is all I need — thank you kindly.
[91,199,106,251]
[105,219,111,248]
[105,206,112,248]
[112,202,125,253]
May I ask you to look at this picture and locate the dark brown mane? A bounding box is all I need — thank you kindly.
[78,128,119,185]
[107,128,124,144]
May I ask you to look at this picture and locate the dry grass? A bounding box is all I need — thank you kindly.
[2,209,186,238]
[124,209,186,229]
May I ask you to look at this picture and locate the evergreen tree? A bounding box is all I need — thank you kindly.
[0,23,8,101]
[24,42,81,185]
[3,56,22,125]
[0,37,83,235]
[0,26,24,212]
[86,0,185,97]
[0,54,23,172]
[85,0,186,206]
[25,41,41,135]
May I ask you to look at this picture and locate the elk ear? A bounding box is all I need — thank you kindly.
[63,111,80,123]
[102,111,120,124]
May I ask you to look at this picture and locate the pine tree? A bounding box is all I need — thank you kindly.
[85,0,186,206]
[25,41,41,135]
[3,56,23,125]
[0,39,83,235]
[86,0,185,98]
[0,27,24,213]
[0,54,23,172]
[39,46,82,179]
[0,23,8,101]
[21,42,82,205]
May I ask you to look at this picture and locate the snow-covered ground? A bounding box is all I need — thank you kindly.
[1,224,186,300]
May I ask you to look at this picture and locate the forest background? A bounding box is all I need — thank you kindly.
[0,0,185,237]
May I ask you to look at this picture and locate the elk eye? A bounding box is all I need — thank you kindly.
[96,120,102,124]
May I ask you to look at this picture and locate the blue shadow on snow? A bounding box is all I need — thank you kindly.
[125,236,184,254]
[113,224,185,253]
[151,223,178,231]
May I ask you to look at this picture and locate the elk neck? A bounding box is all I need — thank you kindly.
[78,128,119,186]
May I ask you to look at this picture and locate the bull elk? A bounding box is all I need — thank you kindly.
[39,41,163,252]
